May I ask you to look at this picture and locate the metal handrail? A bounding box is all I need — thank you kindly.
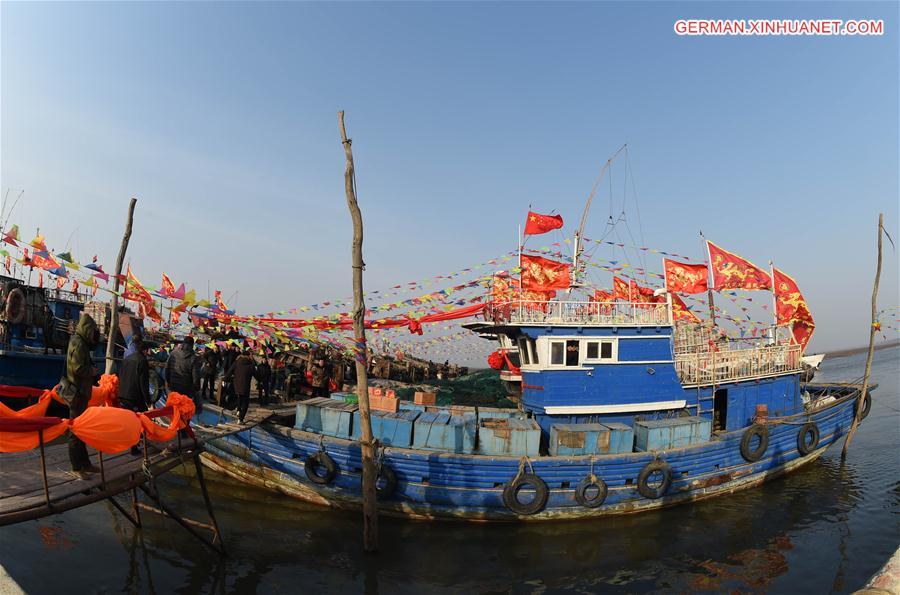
[486,299,671,326]
[675,344,803,385]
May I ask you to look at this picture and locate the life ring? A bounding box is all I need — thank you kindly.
[502,473,549,515]
[575,476,608,508]
[740,424,769,462]
[304,451,337,485]
[797,422,820,456]
[5,288,25,324]
[858,392,872,421]
[637,460,672,499]
[375,464,397,499]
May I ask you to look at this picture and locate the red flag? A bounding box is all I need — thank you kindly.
[122,266,153,304]
[773,267,815,351]
[663,259,709,294]
[613,276,630,301]
[214,290,228,311]
[671,293,700,323]
[38,271,43,288]
[591,289,612,302]
[707,241,772,290]
[56,277,66,290]
[630,279,655,303]
[31,250,61,273]
[171,310,181,325]
[492,274,520,304]
[521,255,570,291]
[161,273,176,298]
[524,211,564,236]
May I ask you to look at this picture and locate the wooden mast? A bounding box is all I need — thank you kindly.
[842,213,884,457]
[105,198,137,374]
[338,111,378,551]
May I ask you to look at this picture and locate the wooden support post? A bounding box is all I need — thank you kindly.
[842,213,884,457]
[105,198,137,374]
[338,111,378,552]
[137,484,226,556]
[38,430,50,508]
[193,452,225,548]
[131,487,142,528]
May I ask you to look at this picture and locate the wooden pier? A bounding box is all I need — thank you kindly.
[0,407,275,555]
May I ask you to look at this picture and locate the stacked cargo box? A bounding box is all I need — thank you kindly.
[633,417,711,452]
[548,423,635,456]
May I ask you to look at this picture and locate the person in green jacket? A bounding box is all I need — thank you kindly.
[59,313,101,475]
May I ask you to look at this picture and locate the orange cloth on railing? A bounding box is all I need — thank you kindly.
[0,392,196,454]
[89,374,120,407]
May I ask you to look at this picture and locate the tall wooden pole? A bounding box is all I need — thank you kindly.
[105,198,137,374]
[338,111,378,551]
[842,213,884,457]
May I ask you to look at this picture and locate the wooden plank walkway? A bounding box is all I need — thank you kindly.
[0,406,277,527]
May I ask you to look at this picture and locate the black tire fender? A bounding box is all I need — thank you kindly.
[375,464,397,499]
[797,422,820,456]
[858,392,872,421]
[740,424,769,463]
[575,476,608,508]
[637,460,672,499]
[5,288,25,324]
[502,473,549,515]
[304,451,337,485]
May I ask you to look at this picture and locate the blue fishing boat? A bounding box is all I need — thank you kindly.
[195,293,872,520]
[191,151,872,521]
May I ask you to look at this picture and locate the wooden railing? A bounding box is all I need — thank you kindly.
[487,300,671,326]
[675,343,803,385]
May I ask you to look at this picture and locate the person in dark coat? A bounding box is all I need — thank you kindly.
[308,349,330,398]
[166,336,202,418]
[220,343,238,409]
[225,349,256,423]
[119,337,150,455]
[255,358,272,406]
[60,313,101,475]
[200,345,220,400]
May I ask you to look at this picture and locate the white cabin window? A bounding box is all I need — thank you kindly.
[518,338,531,365]
[583,339,617,363]
[549,339,581,367]
[550,341,565,365]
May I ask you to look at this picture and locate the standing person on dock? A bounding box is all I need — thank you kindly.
[166,336,202,420]
[308,348,330,398]
[200,344,220,401]
[59,313,101,475]
[255,357,272,406]
[221,343,238,409]
[119,337,151,455]
[225,348,256,423]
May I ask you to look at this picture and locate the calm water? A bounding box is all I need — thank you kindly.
[1,347,898,594]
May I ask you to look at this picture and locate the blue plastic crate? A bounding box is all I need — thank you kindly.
[602,422,635,454]
[295,397,356,438]
[412,411,475,453]
[634,417,708,452]
[352,410,420,447]
[478,417,541,457]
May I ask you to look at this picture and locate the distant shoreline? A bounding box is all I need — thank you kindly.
[822,339,899,359]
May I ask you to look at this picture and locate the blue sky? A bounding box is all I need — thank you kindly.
[1,1,897,358]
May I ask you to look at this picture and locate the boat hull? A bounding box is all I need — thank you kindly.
[197,394,859,522]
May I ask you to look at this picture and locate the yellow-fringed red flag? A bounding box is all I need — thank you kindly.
[521,255,570,291]
[123,266,153,304]
[613,276,630,301]
[663,258,708,294]
[671,293,700,323]
[706,241,772,290]
[161,273,176,298]
[773,267,815,351]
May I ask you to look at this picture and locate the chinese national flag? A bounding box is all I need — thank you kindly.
[613,276,630,301]
[707,241,772,290]
[671,293,700,323]
[524,211,564,236]
[773,267,815,351]
[161,273,176,298]
[123,266,153,304]
[664,259,708,294]
[521,255,570,291]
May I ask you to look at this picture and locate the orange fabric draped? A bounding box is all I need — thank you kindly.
[0,391,196,454]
